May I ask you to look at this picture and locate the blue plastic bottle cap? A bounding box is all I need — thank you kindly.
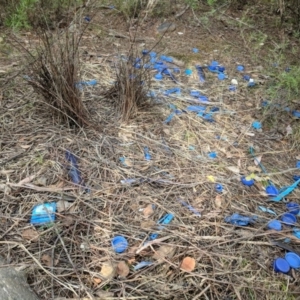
[208,152,217,159]
[185,69,192,76]
[266,185,279,196]
[112,236,128,253]
[241,176,255,187]
[285,252,300,269]
[286,202,300,215]
[154,73,163,80]
[252,121,262,129]
[267,220,282,231]
[236,65,244,72]
[273,258,290,273]
[281,213,297,225]
[215,183,223,193]
[218,73,225,80]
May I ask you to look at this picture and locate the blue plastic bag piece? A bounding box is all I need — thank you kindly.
[296,161,300,168]
[236,65,244,72]
[192,48,199,53]
[258,206,277,215]
[164,87,181,96]
[208,152,217,159]
[225,213,257,226]
[119,157,127,166]
[252,121,262,129]
[195,65,205,82]
[144,147,151,161]
[270,178,300,202]
[160,55,173,63]
[142,49,149,55]
[84,16,91,22]
[293,175,300,181]
[202,113,214,122]
[190,90,201,97]
[229,85,237,91]
[80,79,97,86]
[134,261,153,271]
[218,66,225,72]
[149,213,174,240]
[175,109,182,115]
[243,75,250,81]
[173,67,180,73]
[218,73,226,80]
[261,100,269,107]
[162,69,177,82]
[178,199,201,217]
[185,69,192,76]
[31,202,57,225]
[215,183,223,193]
[293,228,300,239]
[164,112,175,124]
[168,103,177,110]
[186,105,206,112]
[285,67,291,72]
[293,111,300,118]
[208,65,219,73]
[66,151,82,185]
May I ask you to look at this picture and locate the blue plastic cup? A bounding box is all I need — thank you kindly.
[112,236,128,253]
[273,258,290,273]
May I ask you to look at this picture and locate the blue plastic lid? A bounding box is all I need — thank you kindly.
[30,202,57,225]
[241,176,255,186]
[286,202,300,215]
[273,258,290,273]
[215,183,223,193]
[267,220,282,231]
[154,73,163,80]
[281,213,297,225]
[112,236,128,253]
[266,185,279,196]
[285,252,300,269]
[236,65,244,71]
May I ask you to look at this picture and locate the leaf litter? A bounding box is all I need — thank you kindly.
[1,5,300,300]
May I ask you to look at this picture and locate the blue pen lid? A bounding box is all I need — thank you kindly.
[281,213,297,225]
[267,220,282,231]
[285,252,300,269]
[112,236,128,253]
[273,258,290,273]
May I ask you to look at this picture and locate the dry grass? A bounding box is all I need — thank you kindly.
[1,4,300,300]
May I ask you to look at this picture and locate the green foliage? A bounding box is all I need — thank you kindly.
[277,67,300,101]
[113,0,147,19]
[184,0,199,9]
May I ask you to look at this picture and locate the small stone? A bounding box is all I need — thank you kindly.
[157,22,176,34]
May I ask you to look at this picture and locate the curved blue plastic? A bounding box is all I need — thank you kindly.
[236,65,244,72]
[112,236,128,253]
[266,185,279,196]
[215,183,223,193]
[285,252,300,269]
[267,220,282,231]
[273,258,290,273]
[281,213,297,225]
[241,176,255,186]
[286,202,300,215]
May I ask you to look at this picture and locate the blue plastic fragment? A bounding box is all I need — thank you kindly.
[188,145,195,151]
[229,85,237,91]
[258,206,276,215]
[261,100,269,107]
[134,261,153,271]
[164,112,175,124]
[293,228,300,239]
[162,69,177,82]
[243,75,250,81]
[149,213,174,240]
[190,90,201,97]
[160,55,173,63]
[149,51,156,58]
[285,67,291,72]
[207,61,219,73]
[76,79,97,90]
[293,111,300,118]
[31,202,57,225]
[281,213,297,225]
[198,95,209,102]
[267,220,282,231]
[112,236,128,253]
[173,67,180,73]
[142,49,149,55]
[144,147,152,161]
[248,80,255,87]
[252,121,262,129]
[236,65,244,72]
[215,183,223,193]
[225,213,257,226]
[178,199,201,217]
[296,161,300,168]
[185,69,192,76]
[119,157,127,166]
[218,66,225,73]
[293,175,300,181]
[208,152,217,159]
[66,150,82,185]
[270,178,300,202]
[210,107,219,113]
[198,113,214,122]
[84,16,91,22]
[154,73,163,80]
[286,202,300,215]
[218,73,226,80]
[164,87,181,96]
[285,252,300,269]
[195,65,205,82]
[192,48,199,53]
[186,105,206,112]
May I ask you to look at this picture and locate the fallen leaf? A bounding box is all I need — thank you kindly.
[117,261,130,277]
[180,257,196,272]
[286,125,292,135]
[153,245,176,260]
[20,144,32,149]
[140,220,156,229]
[61,215,75,227]
[35,176,47,186]
[226,166,240,174]
[22,228,39,241]
[247,166,261,173]
[100,262,115,279]
[41,254,58,267]
[17,174,36,185]
[143,204,154,218]
[92,277,102,287]
[215,195,223,208]
[56,200,73,213]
